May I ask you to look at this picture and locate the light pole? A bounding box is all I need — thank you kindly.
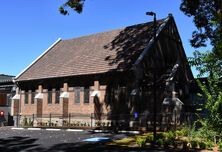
[146,11,157,143]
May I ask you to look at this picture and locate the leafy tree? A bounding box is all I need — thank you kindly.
[180,0,222,48]
[180,0,222,75]
[180,0,221,78]
[59,0,85,15]
[197,77,222,132]
[181,0,222,132]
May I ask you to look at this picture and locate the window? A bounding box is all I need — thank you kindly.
[31,92,35,104]
[25,92,29,104]
[75,88,80,103]
[55,90,60,104]
[7,94,12,106]
[48,91,52,104]
[84,87,90,103]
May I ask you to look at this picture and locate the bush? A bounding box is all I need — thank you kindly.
[206,141,213,150]
[136,136,147,147]
[199,141,207,149]
[176,127,189,137]
[156,139,164,146]
[165,131,175,145]
[218,141,222,151]
[167,131,176,140]
[145,134,153,143]
[23,117,28,126]
[156,132,165,139]
[190,139,198,149]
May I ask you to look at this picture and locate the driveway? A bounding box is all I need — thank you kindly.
[0,127,189,152]
[0,127,128,152]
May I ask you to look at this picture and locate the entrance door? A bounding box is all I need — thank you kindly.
[13,100,19,115]
[63,98,68,118]
[37,99,43,118]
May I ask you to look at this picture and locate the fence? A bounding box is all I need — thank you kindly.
[13,112,201,131]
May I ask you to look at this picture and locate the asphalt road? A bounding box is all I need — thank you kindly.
[0,127,187,152]
[0,127,129,152]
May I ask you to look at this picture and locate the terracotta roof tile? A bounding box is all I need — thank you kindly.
[16,19,166,81]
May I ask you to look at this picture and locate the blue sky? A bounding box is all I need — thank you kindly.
[0,0,200,76]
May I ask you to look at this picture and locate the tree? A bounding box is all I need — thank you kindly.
[59,0,85,15]
[180,0,222,77]
[180,0,222,75]
[180,0,222,48]
[181,0,222,131]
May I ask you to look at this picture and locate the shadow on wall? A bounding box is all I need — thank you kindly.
[102,83,167,130]
[103,84,134,130]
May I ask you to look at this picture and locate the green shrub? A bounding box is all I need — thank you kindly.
[136,136,147,147]
[206,141,214,150]
[167,131,176,140]
[165,131,175,145]
[156,139,164,146]
[199,141,207,149]
[218,141,222,151]
[156,132,165,139]
[23,117,28,126]
[145,134,153,143]
[176,127,189,137]
[190,139,198,148]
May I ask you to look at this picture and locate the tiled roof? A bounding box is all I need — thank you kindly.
[16,18,167,81]
[0,74,14,83]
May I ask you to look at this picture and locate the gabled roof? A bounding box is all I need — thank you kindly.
[0,74,14,83]
[15,16,171,82]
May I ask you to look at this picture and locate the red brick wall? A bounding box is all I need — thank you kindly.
[20,91,36,116]
[19,83,109,116]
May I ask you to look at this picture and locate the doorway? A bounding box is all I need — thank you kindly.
[37,99,43,118]
[63,98,69,118]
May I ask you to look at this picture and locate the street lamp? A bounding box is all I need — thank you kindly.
[146,11,157,144]
[146,11,156,39]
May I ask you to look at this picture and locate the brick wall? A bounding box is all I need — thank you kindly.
[19,81,108,116]
[20,91,37,115]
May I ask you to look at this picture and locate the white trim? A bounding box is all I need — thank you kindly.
[46,128,61,131]
[128,131,140,134]
[11,128,24,130]
[12,94,20,100]
[34,93,44,99]
[90,91,100,97]
[93,130,103,133]
[66,129,83,132]
[15,38,62,80]
[27,128,41,130]
[60,92,69,98]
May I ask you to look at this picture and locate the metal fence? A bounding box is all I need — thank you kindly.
[12,112,200,131]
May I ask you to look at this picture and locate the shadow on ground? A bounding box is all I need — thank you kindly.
[0,136,200,152]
